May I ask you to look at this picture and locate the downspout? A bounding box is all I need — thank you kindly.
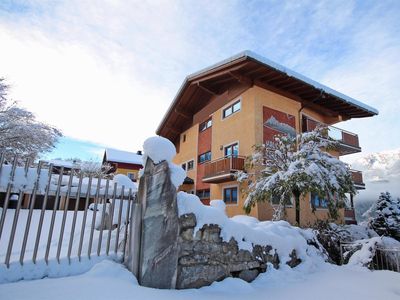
[295,104,305,226]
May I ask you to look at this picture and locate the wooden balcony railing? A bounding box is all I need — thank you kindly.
[350,169,365,189]
[344,208,357,224]
[302,117,361,155]
[203,156,245,183]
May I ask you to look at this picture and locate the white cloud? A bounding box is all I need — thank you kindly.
[0,0,399,156]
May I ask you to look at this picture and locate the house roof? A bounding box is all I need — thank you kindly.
[156,50,378,141]
[104,148,143,165]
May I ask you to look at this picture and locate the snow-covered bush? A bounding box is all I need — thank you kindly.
[346,236,400,269]
[239,126,356,224]
[367,192,400,241]
[313,221,377,264]
[0,78,62,163]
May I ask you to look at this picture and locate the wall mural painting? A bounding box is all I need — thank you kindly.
[263,107,296,146]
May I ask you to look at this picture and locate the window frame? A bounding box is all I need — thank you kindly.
[271,193,293,207]
[224,142,239,157]
[310,193,329,209]
[181,159,195,171]
[196,189,210,199]
[223,186,239,205]
[198,151,211,164]
[222,99,241,119]
[127,172,136,181]
[199,117,212,132]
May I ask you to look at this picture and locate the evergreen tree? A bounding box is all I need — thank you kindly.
[369,192,400,240]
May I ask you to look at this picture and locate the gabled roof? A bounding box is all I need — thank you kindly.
[104,148,142,165]
[157,51,378,141]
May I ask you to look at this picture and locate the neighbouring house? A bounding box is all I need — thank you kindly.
[156,51,378,226]
[103,148,143,182]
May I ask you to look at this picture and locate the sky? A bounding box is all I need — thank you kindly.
[0,0,399,163]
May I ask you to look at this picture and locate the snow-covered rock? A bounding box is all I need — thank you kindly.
[142,136,186,189]
[177,191,326,265]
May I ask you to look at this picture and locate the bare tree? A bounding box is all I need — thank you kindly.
[0,78,62,162]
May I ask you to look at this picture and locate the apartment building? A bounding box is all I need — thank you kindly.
[156,51,378,226]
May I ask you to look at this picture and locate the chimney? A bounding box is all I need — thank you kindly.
[137,150,142,155]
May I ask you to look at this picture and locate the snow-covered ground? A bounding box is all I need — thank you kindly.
[0,209,126,283]
[0,259,399,300]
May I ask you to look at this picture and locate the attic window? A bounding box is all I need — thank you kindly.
[223,100,241,119]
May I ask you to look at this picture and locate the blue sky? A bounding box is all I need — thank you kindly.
[0,0,399,162]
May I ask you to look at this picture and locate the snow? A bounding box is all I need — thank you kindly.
[177,192,325,264]
[1,259,399,300]
[142,136,186,188]
[209,199,226,212]
[104,148,142,165]
[142,136,176,164]
[0,209,125,283]
[347,236,400,267]
[0,165,137,196]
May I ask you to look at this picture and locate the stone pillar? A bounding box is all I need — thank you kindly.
[126,157,180,289]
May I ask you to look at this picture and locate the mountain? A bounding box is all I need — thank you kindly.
[347,148,400,221]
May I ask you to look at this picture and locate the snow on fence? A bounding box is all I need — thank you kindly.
[340,241,400,273]
[0,153,137,278]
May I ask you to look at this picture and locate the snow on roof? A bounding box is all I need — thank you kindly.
[42,159,81,169]
[188,50,379,116]
[105,148,142,165]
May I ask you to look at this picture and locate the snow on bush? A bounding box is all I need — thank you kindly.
[177,191,326,266]
[142,136,186,188]
[347,236,400,267]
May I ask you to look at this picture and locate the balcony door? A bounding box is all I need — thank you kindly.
[224,143,238,157]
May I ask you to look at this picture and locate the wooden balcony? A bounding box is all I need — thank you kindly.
[203,156,245,183]
[302,117,361,155]
[351,169,365,190]
[344,208,357,225]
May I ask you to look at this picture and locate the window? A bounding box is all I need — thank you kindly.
[181,160,194,171]
[127,172,136,182]
[199,118,212,132]
[311,193,328,208]
[224,143,239,157]
[198,151,211,164]
[183,134,186,142]
[223,100,241,119]
[271,193,293,206]
[223,187,238,204]
[197,189,210,199]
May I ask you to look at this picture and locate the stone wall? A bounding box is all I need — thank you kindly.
[177,213,301,289]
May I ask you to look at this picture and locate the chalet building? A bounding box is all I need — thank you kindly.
[156,51,378,226]
[103,148,143,182]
